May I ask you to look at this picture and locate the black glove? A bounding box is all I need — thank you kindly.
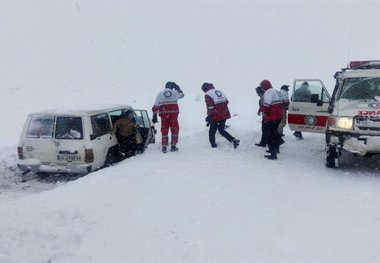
[174,83,182,93]
[152,113,158,124]
[205,115,211,127]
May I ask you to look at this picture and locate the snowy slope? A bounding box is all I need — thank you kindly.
[1,0,380,262]
[1,127,380,263]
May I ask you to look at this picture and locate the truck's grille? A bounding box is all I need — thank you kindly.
[355,116,380,132]
[357,127,380,131]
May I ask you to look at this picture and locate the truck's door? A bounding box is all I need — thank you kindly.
[288,79,331,134]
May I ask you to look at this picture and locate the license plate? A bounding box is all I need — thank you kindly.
[57,154,82,161]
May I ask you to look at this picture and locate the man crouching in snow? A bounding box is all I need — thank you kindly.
[201,82,239,149]
[152,81,184,153]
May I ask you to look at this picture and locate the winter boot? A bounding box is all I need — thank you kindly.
[293,131,303,139]
[170,145,178,152]
[266,147,280,154]
[255,143,266,147]
[211,143,218,148]
[233,139,240,149]
[264,151,277,160]
[162,146,167,153]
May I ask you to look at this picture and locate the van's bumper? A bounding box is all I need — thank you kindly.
[327,130,380,156]
[18,159,92,174]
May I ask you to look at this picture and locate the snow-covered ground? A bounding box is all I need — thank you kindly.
[1,1,380,262]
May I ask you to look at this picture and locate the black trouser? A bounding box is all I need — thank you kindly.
[209,119,235,146]
[265,120,282,154]
[119,135,137,158]
[259,118,270,146]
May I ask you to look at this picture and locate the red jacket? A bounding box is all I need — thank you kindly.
[204,88,231,122]
[152,88,184,118]
[259,88,283,122]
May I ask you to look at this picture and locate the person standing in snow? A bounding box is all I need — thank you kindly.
[277,84,290,136]
[255,86,268,147]
[201,82,240,149]
[259,79,283,160]
[152,81,184,153]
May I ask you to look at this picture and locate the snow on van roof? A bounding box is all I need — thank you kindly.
[29,104,133,116]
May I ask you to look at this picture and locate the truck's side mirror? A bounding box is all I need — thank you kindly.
[327,104,334,114]
[311,94,319,103]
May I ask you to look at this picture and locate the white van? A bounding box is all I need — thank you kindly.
[17,104,155,174]
[288,60,380,167]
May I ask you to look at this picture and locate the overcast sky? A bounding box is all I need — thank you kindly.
[0,0,379,98]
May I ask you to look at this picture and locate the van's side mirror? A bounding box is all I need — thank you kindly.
[90,134,96,140]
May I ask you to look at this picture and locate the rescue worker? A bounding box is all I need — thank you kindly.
[112,110,142,158]
[255,86,268,147]
[277,84,290,136]
[259,79,283,160]
[152,81,184,153]
[201,82,240,149]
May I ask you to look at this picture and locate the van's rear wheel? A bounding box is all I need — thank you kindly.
[326,145,338,168]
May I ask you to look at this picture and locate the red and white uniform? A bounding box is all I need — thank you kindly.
[205,88,231,122]
[279,89,290,110]
[260,88,283,122]
[152,88,184,146]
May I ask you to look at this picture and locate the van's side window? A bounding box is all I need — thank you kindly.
[134,110,150,128]
[91,113,112,138]
[109,110,123,124]
[26,116,55,138]
[55,117,83,139]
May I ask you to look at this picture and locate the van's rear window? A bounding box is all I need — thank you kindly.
[55,117,83,140]
[26,116,55,138]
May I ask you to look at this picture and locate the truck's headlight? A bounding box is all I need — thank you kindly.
[328,116,354,130]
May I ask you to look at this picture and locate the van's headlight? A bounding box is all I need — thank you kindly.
[327,116,354,130]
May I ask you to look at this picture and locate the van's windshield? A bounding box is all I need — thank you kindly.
[340,77,380,101]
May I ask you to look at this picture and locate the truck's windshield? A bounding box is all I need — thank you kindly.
[340,77,380,101]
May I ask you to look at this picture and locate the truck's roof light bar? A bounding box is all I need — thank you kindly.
[349,60,380,69]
